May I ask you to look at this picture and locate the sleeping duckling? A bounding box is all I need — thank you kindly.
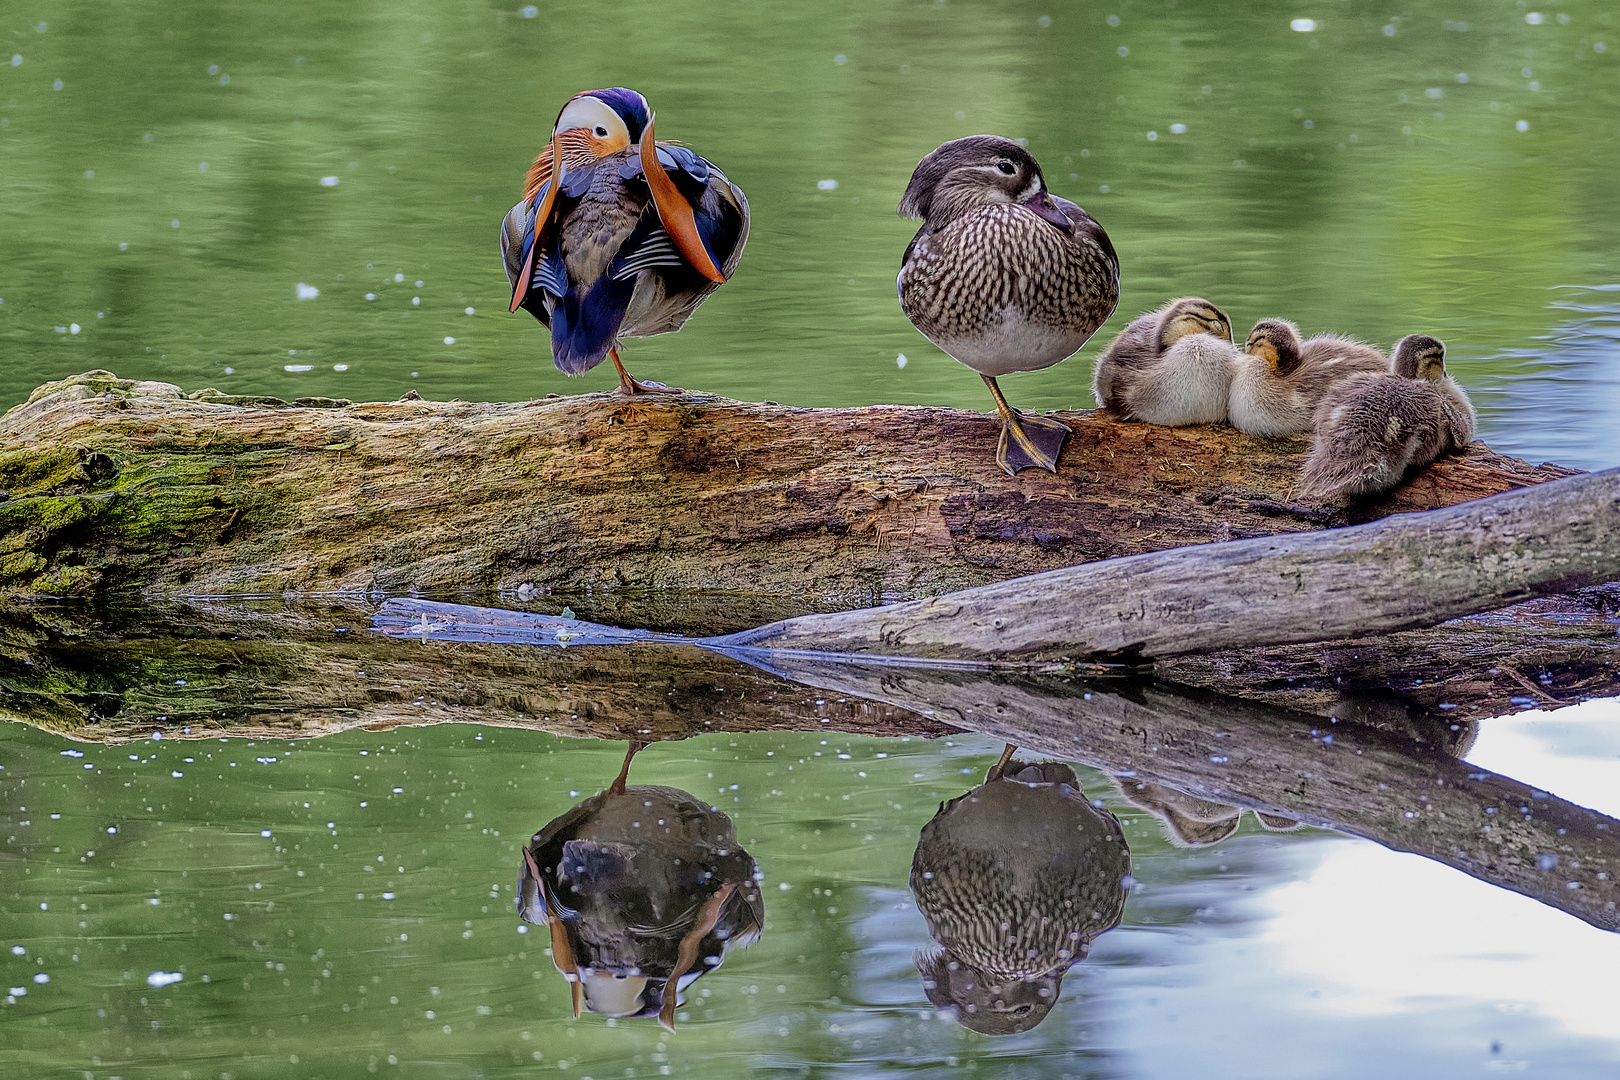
[1228,318,1390,436]
[1296,333,1475,501]
[1091,296,1239,425]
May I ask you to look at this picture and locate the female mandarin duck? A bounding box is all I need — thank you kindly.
[501,88,749,395]
[897,136,1119,475]
[1092,296,1238,425]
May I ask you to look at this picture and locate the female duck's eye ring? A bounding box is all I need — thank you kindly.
[995,160,1016,175]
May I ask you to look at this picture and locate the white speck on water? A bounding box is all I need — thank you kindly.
[415,280,424,287]
[1037,16,1051,28]
[1516,120,1530,131]
[833,54,847,65]
[1456,73,1469,83]
[365,293,376,300]
[10,947,22,956]
[7,987,24,997]
[296,283,319,300]
[1426,88,1443,98]
[1210,755,1230,764]
[1290,18,1316,32]
[61,750,84,758]
[1117,46,1129,56]
[223,366,234,374]
[320,176,339,186]
[443,336,456,345]
[33,973,49,984]
[53,79,63,90]
[171,219,179,228]
[1596,42,1607,53]
[10,56,20,67]
[147,971,183,988]
[382,892,395,900]
[1383,24,1395,36]
[333,364,348,371]
[393,787,403,794]
[1146,131,1158,141]
[1537,853,1559,870]
[411,296,420,306]
[1528,81,1541,91]
[66,323,80,334]
[394,273,405,282]
[223,912,233,920]
[208,64,219,75]
[464,306,475,315]
[1170,123,1187,134]
[260,829,273,838]
[84,170,94,179]
[284,364,313,372]
[1120,874,1139,890]
[1099,184,1110,192]
[170,770,183,778]
[817,179,838,190]
[896,353,908,369]
[1106,14,1120,26]
[520,5,537,16]
[1525,12,1544,25]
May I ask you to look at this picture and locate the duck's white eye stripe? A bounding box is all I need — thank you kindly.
[555,96,627,141]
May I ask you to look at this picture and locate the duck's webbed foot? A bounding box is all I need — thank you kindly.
[996,413,1071,475]
[610,348,684,395]
[983,374,1069,475]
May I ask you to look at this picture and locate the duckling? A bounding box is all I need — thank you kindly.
[910,748,1129,1035]
[1228,318,1390,436]
[1296,333,1476,500]
[898,136,1119,474]
[1092,296,1239,424]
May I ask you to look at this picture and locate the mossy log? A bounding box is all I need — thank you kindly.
[0,370,1577,603]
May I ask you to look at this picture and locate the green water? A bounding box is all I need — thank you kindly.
[4,2,1620,1076]
[1,1,1617,465]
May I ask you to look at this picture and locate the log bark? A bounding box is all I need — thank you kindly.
[721,467,1620,662]
[0,370,1576,603]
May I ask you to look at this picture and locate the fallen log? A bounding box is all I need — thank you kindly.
[722,467,1620,662]
[0,370,1576,603]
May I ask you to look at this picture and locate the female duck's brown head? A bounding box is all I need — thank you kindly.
[1391,334,1447,380]
[897,135,1070,230]
[1244,318,1305,376]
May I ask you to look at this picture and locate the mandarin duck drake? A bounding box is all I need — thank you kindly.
[910,749,1130,1034]
[1296,333,1476,500]
[1228,318,1390,436]
[516,743,763,1029]
[897,136,1119,475]
[501,88,749,395]
[1092,296,1239,425]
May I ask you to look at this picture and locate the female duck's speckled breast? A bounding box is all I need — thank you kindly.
[901,204,1110,373]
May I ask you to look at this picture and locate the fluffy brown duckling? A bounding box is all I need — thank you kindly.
[910,749,1129,1035]
[1092,296,1239,425]
[1296,333,1476,500]
[1228,318,1390,436]
[898,135,1120,474]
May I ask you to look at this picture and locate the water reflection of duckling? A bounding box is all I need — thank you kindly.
[517,743,763,1029]
[910,746,1129,1035]
[1091,297,1239,425]
[1296,334,1476,501]
[1229,318,1390,436]
[1111,777,1304,847]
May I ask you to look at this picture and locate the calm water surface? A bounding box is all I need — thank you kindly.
[2,1,1619,1076]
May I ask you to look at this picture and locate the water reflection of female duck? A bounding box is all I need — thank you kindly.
[517,744,763,1029]
[910,747,1130,1035]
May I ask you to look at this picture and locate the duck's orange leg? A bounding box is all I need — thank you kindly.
[610,347,683,395]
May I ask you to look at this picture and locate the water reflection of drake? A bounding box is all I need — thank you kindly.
[517,746,763,1029]
[911,749,1130,1035]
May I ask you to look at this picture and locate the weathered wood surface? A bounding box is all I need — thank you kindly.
[723,467,1620,662]
[0,370,1576,603]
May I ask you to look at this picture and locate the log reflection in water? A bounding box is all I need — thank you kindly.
[911,753,1129,1035]
[752,654,1620,933]
[516,744,764,1030]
